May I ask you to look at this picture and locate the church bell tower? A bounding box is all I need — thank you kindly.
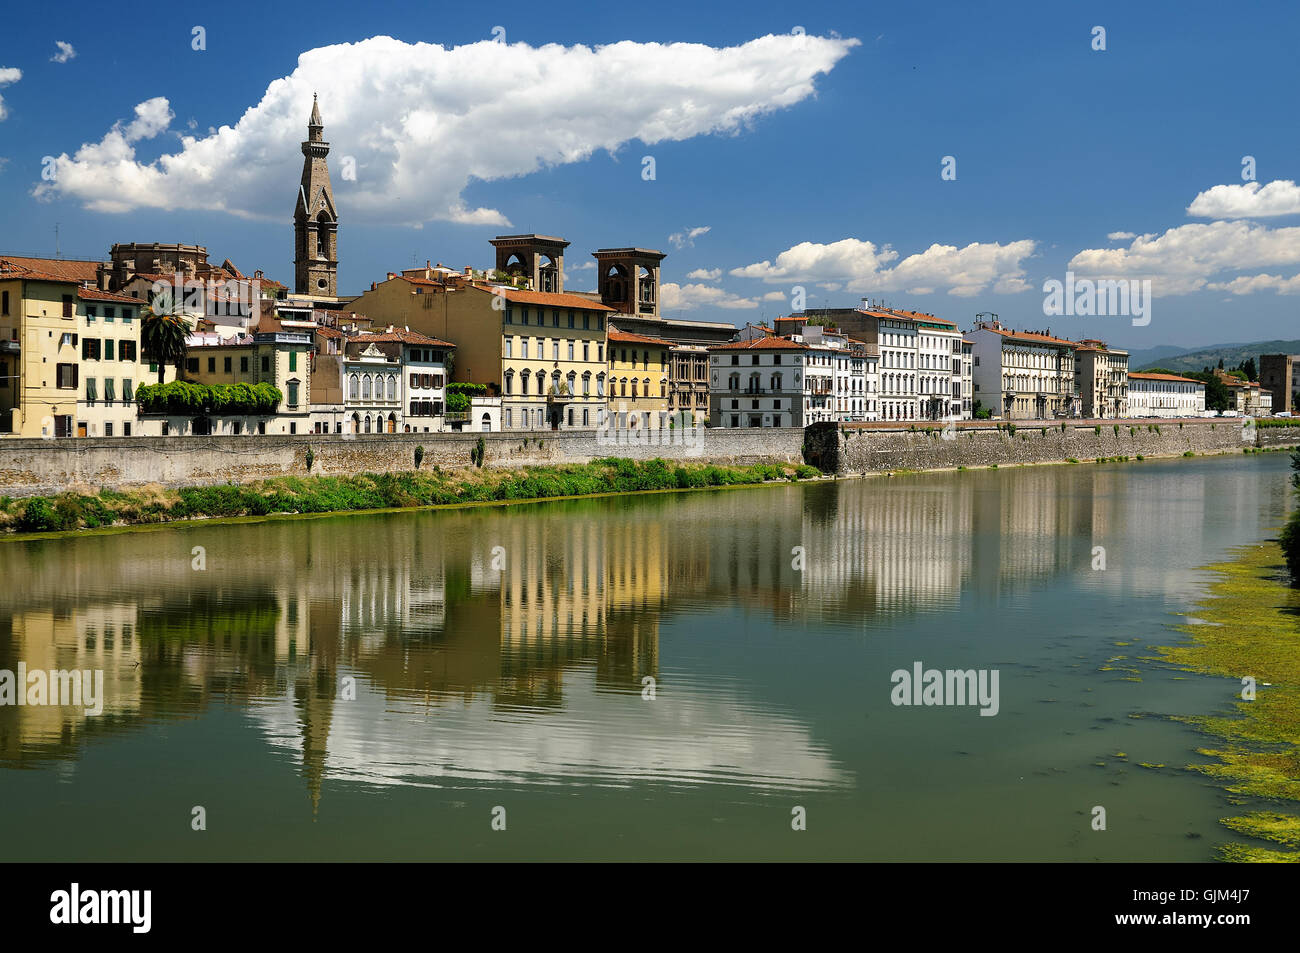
[294,94,338,297]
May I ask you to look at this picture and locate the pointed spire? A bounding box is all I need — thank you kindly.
[309,92,322,129]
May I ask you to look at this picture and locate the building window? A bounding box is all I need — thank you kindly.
[290,351,298,372]
[287,381,299,407]
[186,357,198,373]
[104,378,116,402]
[123,379,133,402]
[362,375,372,399]
[82,338,101,360]
[225,356,232,372]
[241,357,249,373]
[261,356,270,373]
[387,375,396,400]
[85,378,97,404]
[62,295,74,318]
[124,422,131,437]
[57,363,77,389]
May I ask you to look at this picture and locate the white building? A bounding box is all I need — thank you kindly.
[708,337,809,428]
[1127,372,1205,417]
[968,318,1080,420]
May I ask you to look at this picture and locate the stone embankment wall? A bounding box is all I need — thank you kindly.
[805,420,1300,474]
[2,420,1297,498]
[0,428,807,497]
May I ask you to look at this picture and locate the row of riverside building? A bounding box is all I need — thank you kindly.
[0,97,1283,439]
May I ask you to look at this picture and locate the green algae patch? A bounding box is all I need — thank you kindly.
[1157,540,1300,861]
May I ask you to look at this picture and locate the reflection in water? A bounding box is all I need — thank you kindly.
[0,456,1292,854]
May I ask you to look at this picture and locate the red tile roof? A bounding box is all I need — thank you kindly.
[483,285,615,312]
[355,330,456,348]
[0,256,102,282]
[1129,372,1202,384]
[608,329,673,347]
[77,287,141,303]
[981,327,1078,348]
[710,336,809,351]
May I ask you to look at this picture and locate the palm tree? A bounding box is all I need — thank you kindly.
[140,293,190,384]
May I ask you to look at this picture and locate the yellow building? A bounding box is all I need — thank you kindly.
[0,258,156,437]
[349,252,614,431]
[176,314,315,435]
[606,328,672,429]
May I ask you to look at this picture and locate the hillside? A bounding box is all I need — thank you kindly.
[1132,340,1300,374]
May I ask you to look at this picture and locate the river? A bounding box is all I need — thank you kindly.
[0,453,1292,860]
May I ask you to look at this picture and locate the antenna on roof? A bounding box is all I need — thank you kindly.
[54,223,61,259]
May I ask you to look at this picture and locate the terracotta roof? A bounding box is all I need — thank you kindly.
[1129,372,1203,384]
[355,330,456,348]
[314,326,344,339]
[77,287,141,303]
[982,327,1078,348]
[0,260,81,283]
[482,285,615,312]
[400,276,445,289]
[0,256,102,282]
[710,337,809,351]
[608,329,673,347]
[858,307,958,328]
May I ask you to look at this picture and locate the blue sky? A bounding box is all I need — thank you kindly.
[1,0,1298,350]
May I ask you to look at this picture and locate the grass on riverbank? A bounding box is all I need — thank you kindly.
[0,458,822,535]
[1157,541,1300,862]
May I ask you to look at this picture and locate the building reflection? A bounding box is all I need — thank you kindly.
[0,464,1193,804]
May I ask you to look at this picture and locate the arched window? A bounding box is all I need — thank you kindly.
[582,372,591,396]
[597,373,606,397]
[728,373,739,391]
[349,374,359,399]
[387,375,396,400]
[631,379,638,398]
[504,371,514,395]
[771,372,783,391]
[364,414,372,433]
[362,375,372,399]
[537,371,546,396]
[350,412,360,434]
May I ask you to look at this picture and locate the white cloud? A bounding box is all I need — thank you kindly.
[50,41,77,64]
[731,236,1036,297]
[669,225,711,249]
[761,290,786,301]
[1187,180,1300,219]
[572,260,596,270]
[0,67,21,122]
[1107,231,1135,241]
[34,33,857,224]
[661,282,758,311]
[0,157,9,173]
[685,267,721,280]
[1206,273,1300,295]
[1068,220,1300,295]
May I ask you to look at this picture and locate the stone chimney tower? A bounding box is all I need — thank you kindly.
[294,94,338,297]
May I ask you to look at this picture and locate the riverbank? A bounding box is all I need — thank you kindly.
[1157,539,1300,862]
[0,457,822,536]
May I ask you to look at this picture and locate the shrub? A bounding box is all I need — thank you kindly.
[1094,426,1101,435]
[1282,512,1300,586]
[414,445,424,470]
[305,447,315,473]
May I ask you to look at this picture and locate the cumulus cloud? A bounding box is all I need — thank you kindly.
[1187,180,1300,219]
[669,226,711,249]
[1068,220,1300,295]
[50,41,77,64]
[0,67,21,121]
[33,33,857,224]
[1107,231,1135,241]
[731,236,1036,297]
[761,290,786,301]
[661,282,758,311]
[685,267,721,280]
[1206,273,1300,295]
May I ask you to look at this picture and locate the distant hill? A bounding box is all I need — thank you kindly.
[1131,340,1300,374]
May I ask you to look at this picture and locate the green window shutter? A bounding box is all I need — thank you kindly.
[289,350,297,372]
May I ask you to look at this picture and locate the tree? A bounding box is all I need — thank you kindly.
[1187,371,1231,412]
[1242,357,1258,381]
[1218,357,1224,369]
[140,296,191,384]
